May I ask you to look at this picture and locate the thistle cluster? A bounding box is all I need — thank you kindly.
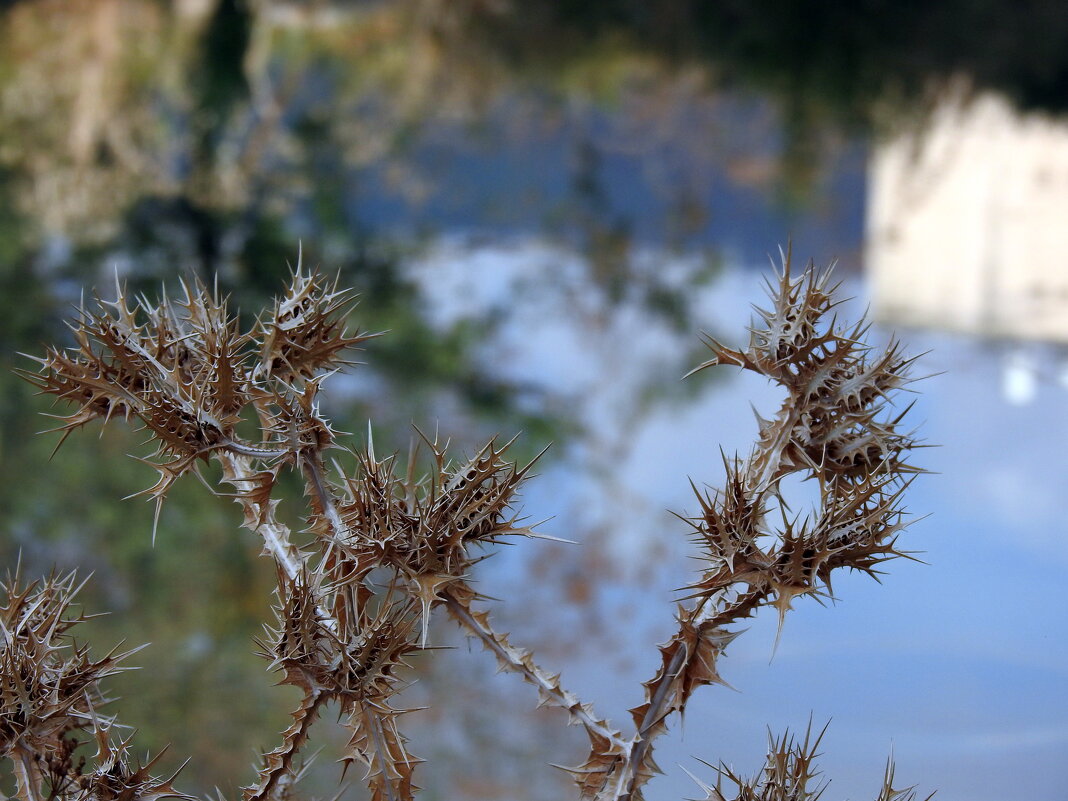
[682,260,921,627]
[688,724,932,801]
[10,251,930,801]
[22,267,369,530]
[0,568,186,801]
[560,257,925,801]
[336,434,540,633]
[19,261,541,801]
[253,570,423,801]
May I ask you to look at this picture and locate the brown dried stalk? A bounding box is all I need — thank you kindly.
[10,248,929,801]
[570,253,923,801]
[0,566,186,801]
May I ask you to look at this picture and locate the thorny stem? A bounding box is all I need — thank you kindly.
[442,590,625,750]
[217,450,347,797]
[708,587,767,628]
[216,451,337,635]
[364,702,399,801]
[218,451,303,582]
[12,748,41,801]
[617,588,770,799]
[299,443,413,801]
[244,690,327,801]
[609,398,808,798]
[223,439,289,460]
[301,450,348,544]
[618,645,690,801]
[295,448,356,636]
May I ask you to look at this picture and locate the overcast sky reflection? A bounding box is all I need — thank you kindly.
[410,241,1068,801]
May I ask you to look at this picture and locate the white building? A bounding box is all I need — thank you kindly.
[866,92,1068,345]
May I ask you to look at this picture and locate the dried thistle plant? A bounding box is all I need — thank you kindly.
[0,566,187,801]
[8,249,930,801]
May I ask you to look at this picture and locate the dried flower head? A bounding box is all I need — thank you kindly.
[255,266,367,384]
[682,253,922,624]
[0,569,126,758]
[334,431,542,642]
[687,723,933,801]
[0,567,187,801]
[21,262,370,535]
[67,727,191,801]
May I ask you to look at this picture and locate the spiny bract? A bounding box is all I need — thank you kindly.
[10,250,929,801]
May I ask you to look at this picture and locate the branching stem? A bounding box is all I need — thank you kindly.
[217,452,303,582]
[12,748,41,801]
[216,451,337,638]
[616,586,770,798]
[618,643,689,801]
[364,703,399,801]
[443,590,624,749]
[301,451,348,543]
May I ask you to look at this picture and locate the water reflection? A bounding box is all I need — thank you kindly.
[0,0,862,266]
[869,89,1068,409]
[1,2,1067,800]
[432,249,1068,801]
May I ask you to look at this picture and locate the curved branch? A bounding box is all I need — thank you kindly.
[443,590,625,752]
[217,451,305,584]
[244,689,326,801]
[618,645,688,801]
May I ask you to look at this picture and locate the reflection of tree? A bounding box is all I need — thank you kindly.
[0,3,724,797]
[0,1,992,797]
[2,1,158,237]
[0,0,797,250]
[0,3,549,796]
[8,0,1068,247]
[0,0,749,469]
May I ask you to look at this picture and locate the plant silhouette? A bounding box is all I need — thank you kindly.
[5,250,930,801]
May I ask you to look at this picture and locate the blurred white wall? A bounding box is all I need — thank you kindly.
[867,92,1068,344]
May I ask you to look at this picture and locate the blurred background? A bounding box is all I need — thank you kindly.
[1,1,1067,800]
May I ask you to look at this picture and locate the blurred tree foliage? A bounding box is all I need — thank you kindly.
[0,2,575,794]
[472,0,1068,125]
[454,0,1068,188]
